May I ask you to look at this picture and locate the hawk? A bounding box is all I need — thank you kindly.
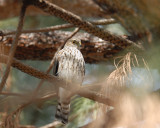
[53,39,85,124]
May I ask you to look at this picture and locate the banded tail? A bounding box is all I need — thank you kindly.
[55,101,70,124]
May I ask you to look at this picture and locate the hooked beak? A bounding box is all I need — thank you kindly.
[79,40,83,49]
[79,41,82,47]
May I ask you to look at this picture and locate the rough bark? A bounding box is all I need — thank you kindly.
[1,31,123,63]
[0,0,106,20]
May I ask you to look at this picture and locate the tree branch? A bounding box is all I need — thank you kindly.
[0,91,25,97]
[0,2,27,92]
[0,31,136,63]
[18,121,61,128]
[2,93,57,128]
[93,0,151,42]
[0,54,114,106]
[2,19,116,36]
[0,0,107,20]
[30,0,141,49]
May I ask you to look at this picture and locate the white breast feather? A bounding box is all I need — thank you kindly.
[57,47,85,85]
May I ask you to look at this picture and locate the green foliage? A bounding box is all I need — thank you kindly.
[65,97,98,128]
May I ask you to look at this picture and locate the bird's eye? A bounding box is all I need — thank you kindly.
[73,40,77,44]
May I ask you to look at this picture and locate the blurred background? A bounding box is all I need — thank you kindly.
[1,0,160,128]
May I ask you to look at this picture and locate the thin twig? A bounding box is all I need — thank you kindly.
[92,18,116,25]
[39,121,62,128]
[19,125,36,128]
[0,91,25,97]
[0,3,27,92]
[3,24,72,36]
[60,27,80,49]
[3,93,57,127]
[12,93,57,116]
[1,19,116,36]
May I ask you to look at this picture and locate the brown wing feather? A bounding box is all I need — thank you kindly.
[53,57,59,76]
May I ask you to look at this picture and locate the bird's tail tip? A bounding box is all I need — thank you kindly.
[55,102,70,124]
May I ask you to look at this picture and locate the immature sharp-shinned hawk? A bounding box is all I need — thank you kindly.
[53,39,85,124]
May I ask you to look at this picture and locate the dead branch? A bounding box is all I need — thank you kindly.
[2,24,73,36]
[93,0,152,42]
[0,83,101,98]
[0,54,114,106]
[18,121,61,128]
[2,93,57,128]
[0,2,27,92]
[0,92,25,97]
[39,121,62,128]
[30,0,140,49]
[0,0,106,20]
[0,31,122,63]
[0,31,143,63]
[2,19,116,36]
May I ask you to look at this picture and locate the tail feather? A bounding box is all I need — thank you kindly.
[61,102,70,124]
[55,101,70,124]
[55,102,62,119]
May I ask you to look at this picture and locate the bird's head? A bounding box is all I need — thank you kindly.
[65,39,82,49]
